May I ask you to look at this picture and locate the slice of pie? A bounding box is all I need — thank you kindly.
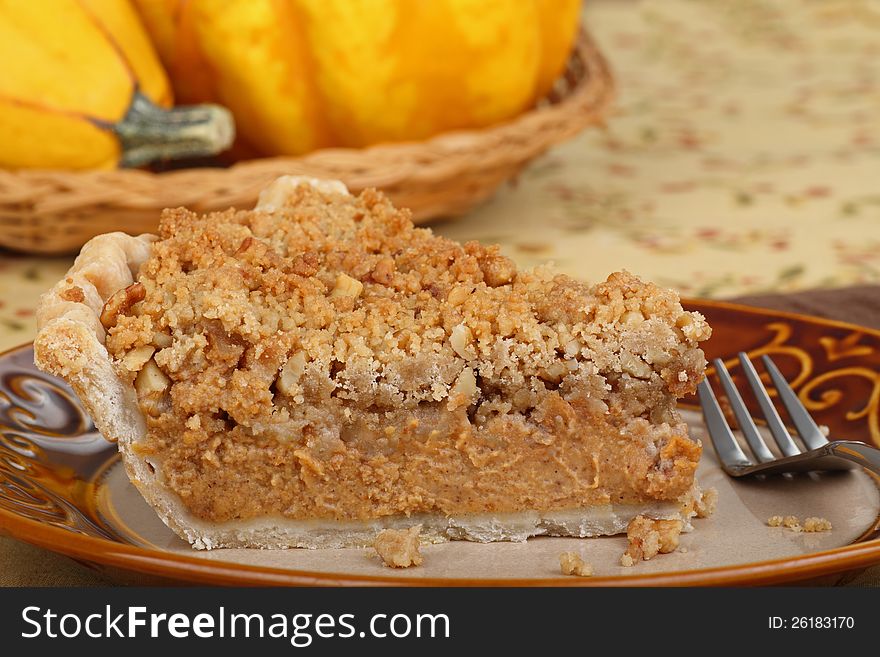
[34,176,711,550]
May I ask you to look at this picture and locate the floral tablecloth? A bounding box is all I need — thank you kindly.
[439,0,880,297]
[1,0,879,352]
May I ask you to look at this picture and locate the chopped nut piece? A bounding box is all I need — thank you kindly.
[694,487,718,519]
[450,323,476,360]
[539,361,568,383]
[121,345,156,372]
[371,257,395,285]
[476,250,516,287]
[675,314,693,329]
[559,552,593,577]
[620,352,652,379]
[374,526,423,568]
[803,517,832,532]
[563,338,581,357]
[620,310,643,326]
[277,351,307,397]
[767,515,784,527]
[100,282,145,329]
[152,331,173,349]
[330,273,363,299]
[450,367,477,403]
[134,359,171,396]
[622,515,683,563]
[446,285,470,306]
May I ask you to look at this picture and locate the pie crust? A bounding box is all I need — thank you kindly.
[34,177,711,550]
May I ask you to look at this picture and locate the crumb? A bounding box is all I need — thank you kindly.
[768,514,829,533]
[620,553,634,567]
[60,285,85,303]
[819,425,830,437]
[782,515,801,530]
[678,547,688,553]
[374,525,423,568]
[621,515,683,564]
[694,487,718,519]
[803,517,832,532]
[559,552,593,577]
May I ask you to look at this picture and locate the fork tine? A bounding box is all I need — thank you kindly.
[761,355,829,450]
[713,359,775,462]
[738,352,800,457]
[698,378,753,472]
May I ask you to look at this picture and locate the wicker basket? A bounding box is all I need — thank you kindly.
[0,29,613,255]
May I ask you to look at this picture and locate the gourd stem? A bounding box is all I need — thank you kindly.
[114,91,235,167]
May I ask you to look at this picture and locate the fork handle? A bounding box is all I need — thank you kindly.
[828,441,880,476]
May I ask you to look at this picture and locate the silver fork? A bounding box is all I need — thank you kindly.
[698,353,880,477]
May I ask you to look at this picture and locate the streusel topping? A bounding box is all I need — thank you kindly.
[103,182,711,523]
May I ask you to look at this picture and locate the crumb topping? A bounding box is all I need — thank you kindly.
[374,526,423,568]
[559,552,593,577]
[102,182,710,523]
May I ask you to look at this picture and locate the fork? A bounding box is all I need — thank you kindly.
[698,353,880,477]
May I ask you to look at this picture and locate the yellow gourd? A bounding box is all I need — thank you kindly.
[133,0,582,157]
[0,0,233,170]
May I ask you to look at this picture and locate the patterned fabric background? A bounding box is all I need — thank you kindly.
[439,0,880,296]
[1,0,879,349]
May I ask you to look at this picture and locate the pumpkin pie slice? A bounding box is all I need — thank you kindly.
[34,177,711,549]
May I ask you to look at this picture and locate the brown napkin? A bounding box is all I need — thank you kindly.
[2,286,878,587]
[733,285,880,331]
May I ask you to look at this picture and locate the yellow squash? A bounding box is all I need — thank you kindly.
[134,0,582,156]
[0,0,233,170]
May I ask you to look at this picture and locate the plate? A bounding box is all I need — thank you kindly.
[1,299,879,586]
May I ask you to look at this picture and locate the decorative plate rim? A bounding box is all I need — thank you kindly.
[1,297,879,587]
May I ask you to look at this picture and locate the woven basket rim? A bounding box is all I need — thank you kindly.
[0,27,613,254]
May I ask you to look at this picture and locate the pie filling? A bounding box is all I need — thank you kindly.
[101,180,711,526]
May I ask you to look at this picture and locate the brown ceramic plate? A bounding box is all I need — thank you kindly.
[1,299,879,586]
